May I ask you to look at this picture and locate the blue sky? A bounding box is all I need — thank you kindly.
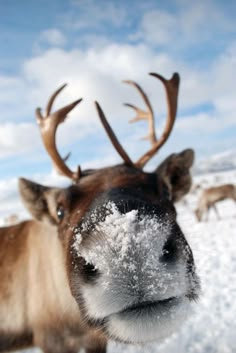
[0,0,235,188]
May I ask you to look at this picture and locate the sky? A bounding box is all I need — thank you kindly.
[0,0,235,195]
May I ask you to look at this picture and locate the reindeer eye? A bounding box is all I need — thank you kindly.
[57,205,65,221]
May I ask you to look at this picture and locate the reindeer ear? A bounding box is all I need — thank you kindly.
[18,178,62,224]
[156,149,194,202]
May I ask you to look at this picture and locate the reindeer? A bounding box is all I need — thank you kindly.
[3,214,19,226]
[195,184,236,221]
[0,72,200,353]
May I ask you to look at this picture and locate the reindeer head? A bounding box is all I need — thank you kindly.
[19,72,200,344]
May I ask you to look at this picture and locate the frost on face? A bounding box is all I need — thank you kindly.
[73,202,189,301]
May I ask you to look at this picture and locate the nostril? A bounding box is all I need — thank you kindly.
[77,257,100,283]
[83,262,97,276]
[160,238,178,263]
[80,260,100,283]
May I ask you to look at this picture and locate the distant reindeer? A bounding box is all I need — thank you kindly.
[190,184,201,195]
[0,72,200,353]
[195,184,236,221]
[3,213,19,226]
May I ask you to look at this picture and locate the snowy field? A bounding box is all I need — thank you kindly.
[1,169,236,353]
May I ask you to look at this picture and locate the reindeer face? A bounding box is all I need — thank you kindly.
[65,165,199,343]
[19,150,199,344]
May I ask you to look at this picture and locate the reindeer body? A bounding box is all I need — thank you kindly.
[0,220,107,353]
[0,72,200,352]
[195,184,236,221]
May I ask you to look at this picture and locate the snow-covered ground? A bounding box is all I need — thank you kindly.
[1,169,236,353]
[193,150,236,175]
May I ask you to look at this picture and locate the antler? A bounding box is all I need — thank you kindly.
[135,73,180,168]
[35,84,82,182]
[95,102,134,167]
[123,80,157,145]
[95,72,180,169]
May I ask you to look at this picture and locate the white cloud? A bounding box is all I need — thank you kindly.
[176,113,230,134]
[0,177,26,223]
[65,0,127,30]
[39,29,66,47]
[0,36,235,163]
[131,10,177,45]
[134,1,235,47]
[0,76,28,121]
[0,122,40,158]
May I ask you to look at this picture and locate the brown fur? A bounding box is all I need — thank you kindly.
[0,220,106,353]
[195,184,236,221]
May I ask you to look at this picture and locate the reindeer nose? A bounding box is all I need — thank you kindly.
[160,237,179,264]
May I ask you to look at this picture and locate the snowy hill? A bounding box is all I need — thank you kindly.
[194,150,236,175]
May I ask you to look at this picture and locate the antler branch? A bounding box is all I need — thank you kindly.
[95,72,180,170]
[135,73,180,168]
[35,84,82,182]
[123,80,157,145]
[95,102,134,167]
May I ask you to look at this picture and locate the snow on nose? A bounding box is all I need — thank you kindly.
[73,202,190,318]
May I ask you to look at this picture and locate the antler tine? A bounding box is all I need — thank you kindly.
[35,85,83,182]
[123,80,157,145]
[95,102,134,167]
[135,72,180,169]
[45,83,67,117]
